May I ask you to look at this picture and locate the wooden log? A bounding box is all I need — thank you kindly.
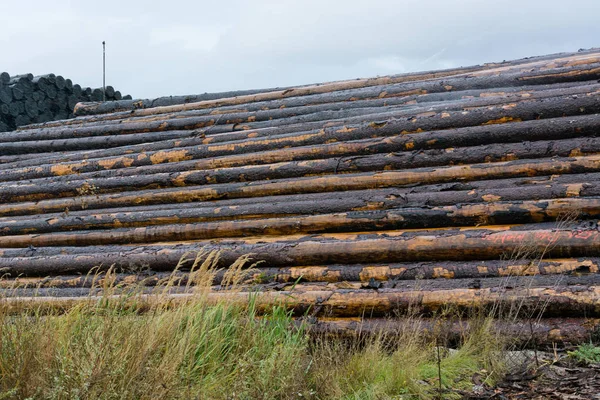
[91,88,103,101]
[303,317,600,347]
[13,81,600,142]
[69,62,494,116]
[24,99,38,119]
[37,94,421,131]
[3,91,600,179]
[5,112,597,171]
[32,80,593,130]
[0,171,596,231]
[3,136,600,201]
[71,84,82,97]
[4,284,600,318]
[224,87,600,139]
[6,274,600,301]
[1,196,599,247]
[2,174,598,233]
[44,81,600,132]
[0,87,12,104]
[72,50,600,116]
[1,220,600,272]
[8,74,33,85]
[10,84,24,100]
[2,258,597,289]
[0,153,599,216]
[54,75,65,90]
[3,103,396,142]
[0,72,9,86]
[0,129,209,158]
[8,101,23,117]
[14,115,31,128]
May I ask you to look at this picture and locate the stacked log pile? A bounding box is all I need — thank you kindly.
[3,48,600,345]
[0,72,131,132]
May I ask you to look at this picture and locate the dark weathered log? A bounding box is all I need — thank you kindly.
[0,87,12,104]
[0,72,9,85]
[3,91,600,179]
[2,258,597,290]
[10,84,24,100]
[2,196,600,247]
[8,101,23,117]
[46,81,600,133]
[5,274,600,300]
[0,129,209,158]
[3,136,600,201]
[24,100,38,119]
[0,153,599,216]
[71,84,82,97]
[32,80,595,130]
[24,94,423,136]
[70,61,496,116]
[5,104,398,142]
[13,81,600,143]
[1,220,600,272]
[54,75,65,90]
[8,74,33,85]
[14,115,31,127]
[2,173,598,233]
[0,170,597,229]
[4,284,600,318]
[73,51,600,116]
[303,317,600,347]
[91,88,103,101]
[5,112,598,172]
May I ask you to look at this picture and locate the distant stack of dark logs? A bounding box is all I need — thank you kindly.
[0,72,131,132]
[1,48,600,347]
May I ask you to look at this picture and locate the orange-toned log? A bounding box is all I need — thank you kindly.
[2,174,599,234]
[4,90,600,182]
[1,154,600,217]
[5,284,600,317]
[3,137,600,202]
[2,168,595,221]
[7,274,600,301]
[2,196,600,247]
[2,221,600,274]
[2,176,599,234]
[72,51,600,117]
[4,112,600,177]
[302,317,600,347]
[2,258,598,289]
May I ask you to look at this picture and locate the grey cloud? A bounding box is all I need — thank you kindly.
[1,0,598,98]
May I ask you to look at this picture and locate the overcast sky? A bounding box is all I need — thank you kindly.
[1,0,599,99]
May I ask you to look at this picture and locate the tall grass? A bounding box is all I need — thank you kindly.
[0,296,505,399]
[0,252,507,399]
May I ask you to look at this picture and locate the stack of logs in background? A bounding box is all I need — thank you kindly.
[2,49,600,346]
[0,71,131,132]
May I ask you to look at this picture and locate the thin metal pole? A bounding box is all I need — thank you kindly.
[102,41,106,102]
